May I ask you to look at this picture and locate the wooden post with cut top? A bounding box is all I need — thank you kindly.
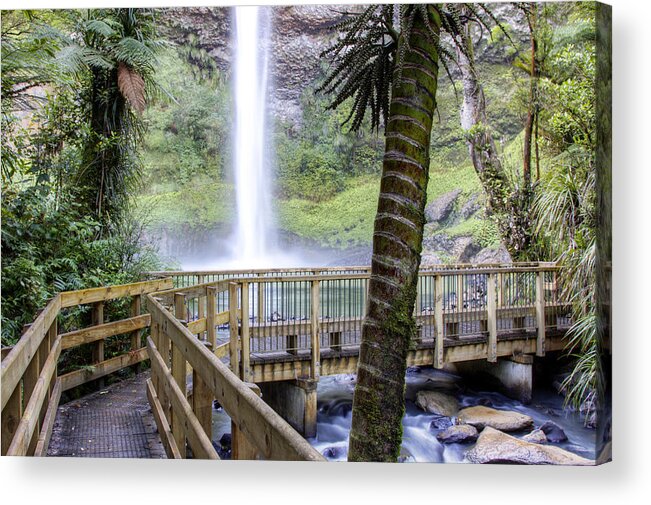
[206,286,217,350]
[172,292,187,457]
[240,282,250,382]
[310,279,320,380]
[130,295,142,375]
[433,274,444,369]
[535,270,546,357]
[229,282,239,376]
[231,383,261,460]
[91,301,105,389]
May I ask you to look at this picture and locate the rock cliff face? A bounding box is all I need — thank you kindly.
[159,5,350,125]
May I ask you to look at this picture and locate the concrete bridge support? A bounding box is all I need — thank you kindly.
[456,354,533,404]
[259,379,318,438]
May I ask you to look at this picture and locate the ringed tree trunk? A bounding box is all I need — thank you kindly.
[523,9,538,189]
[347,6,441,462]
[455,20,533,259]
[456,23,509,215]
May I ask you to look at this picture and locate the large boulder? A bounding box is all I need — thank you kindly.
[415,391,459,417]
[457,406,534,432]
[522,429,548,444]
[425,189,461,224]
[471,244,512,264]
[540,421,568,443]
[465,427,593,465]
[436,424,479,444]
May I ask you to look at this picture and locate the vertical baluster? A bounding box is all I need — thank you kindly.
[434,274,444,369]
[311,279,320,379]
[206,286,217,350]
[487,272,497,362]
[130,294,142,375]
[229,282,239,375]
[241,282,250,381]
[536,270,546,356]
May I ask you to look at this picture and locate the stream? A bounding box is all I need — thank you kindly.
[211,366,596,462]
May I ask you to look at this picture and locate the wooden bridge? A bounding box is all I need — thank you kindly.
[1,262,571,460]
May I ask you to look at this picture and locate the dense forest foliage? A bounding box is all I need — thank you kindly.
[2,9,164,346]
[2,4,604,421]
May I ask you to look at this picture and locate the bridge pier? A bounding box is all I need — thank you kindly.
[455,354,533,404]
[259,379,317,438]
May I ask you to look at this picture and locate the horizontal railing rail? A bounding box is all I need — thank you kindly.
[146,294,324,461]
[3,262,568,460]
[155,263,569,384]
[1,278,173,456]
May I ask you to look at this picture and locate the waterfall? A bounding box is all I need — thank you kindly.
[231,6,273,266]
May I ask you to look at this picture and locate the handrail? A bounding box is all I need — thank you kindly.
[2,263,567,459]
[165,264,567,383]
[146,262,557,278]
[1,277,173,456]
[146,294,325,461]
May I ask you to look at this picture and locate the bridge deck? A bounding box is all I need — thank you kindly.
[47,372,166,458]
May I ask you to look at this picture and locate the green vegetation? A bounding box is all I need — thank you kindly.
[1,4,607,428]
[1,9,165,345]
[277,176,379,248]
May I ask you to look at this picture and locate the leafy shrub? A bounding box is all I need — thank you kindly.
[1,185,163,346]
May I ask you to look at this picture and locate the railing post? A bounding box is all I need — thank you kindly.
[172,293,187,457]
[150,320,160,394]
[536,270,546,357]
[433,274,444,369]
[241,282,250,382]
[158,314,171,424]
[456,274,464,312]
[487,272,497,362]
[91,301,105,389]
[229,282,239,376]
[1,385,22,456]
[130,294,142,375]
[23,348,40,455]
[257,281,265,323]
[47,318,57,398]
[231,383,261,460]
[206,286,217,350]
[192,341,213,441]
[310,279,320,380]
[39,319,54,427]
[197,274,205,321]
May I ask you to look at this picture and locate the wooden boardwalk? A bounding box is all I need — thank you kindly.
[2,263,571,460]
[47,372,166,458]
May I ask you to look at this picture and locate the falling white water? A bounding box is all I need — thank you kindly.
[231,6,273,266]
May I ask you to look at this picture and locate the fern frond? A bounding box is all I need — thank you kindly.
[117,62,145,114]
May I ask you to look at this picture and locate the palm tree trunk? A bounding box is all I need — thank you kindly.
[347,6,441,462]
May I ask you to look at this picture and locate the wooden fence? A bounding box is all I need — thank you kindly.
[153,263,569,381]
[1,278,173,456]
[145,294,324,460]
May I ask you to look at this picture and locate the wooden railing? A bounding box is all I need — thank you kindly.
[145,293,324,460]
[147,262,556,290]
[2,263,567,459]
[154,263,569,382]
[0,278,173,456]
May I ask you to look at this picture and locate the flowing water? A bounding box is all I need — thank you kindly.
[309,368,597,463]
[231,6,274,266]
[211,366,597,462]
